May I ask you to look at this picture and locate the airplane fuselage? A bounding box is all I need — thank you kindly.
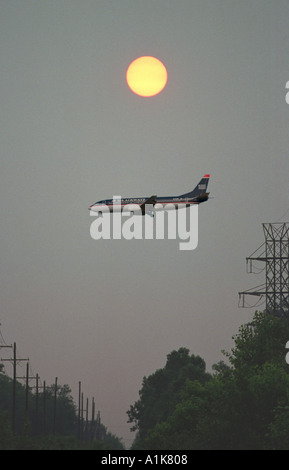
[89,175,210,215]
[89,195,208,214]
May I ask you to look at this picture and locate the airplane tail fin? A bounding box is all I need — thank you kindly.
[179,174,210,200]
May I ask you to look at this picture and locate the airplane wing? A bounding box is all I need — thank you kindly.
[140,195,157,214]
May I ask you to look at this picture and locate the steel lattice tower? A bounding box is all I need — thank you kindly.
[239,223,289,319]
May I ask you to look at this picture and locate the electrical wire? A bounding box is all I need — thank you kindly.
[0,324,9,346]
[276,207,289,222]
[239,294,265,309]
[248,263,266,274]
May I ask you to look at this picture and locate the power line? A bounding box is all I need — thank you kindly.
[0,322,10,347]
[276,207,289,223]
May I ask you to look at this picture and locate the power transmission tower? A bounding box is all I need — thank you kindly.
[239,222,289,318]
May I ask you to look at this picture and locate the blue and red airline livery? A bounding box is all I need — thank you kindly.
[89,174,210,215]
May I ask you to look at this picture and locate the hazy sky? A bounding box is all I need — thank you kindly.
[1,1,289,445]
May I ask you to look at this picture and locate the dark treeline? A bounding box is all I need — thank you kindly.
[3,309,289,449]
[127,311,289,450]
[0,371,124,450]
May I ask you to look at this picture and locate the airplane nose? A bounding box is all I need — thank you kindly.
[89,205,101,213]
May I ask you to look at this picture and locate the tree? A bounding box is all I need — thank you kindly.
[0,407,13,450]
[0,373,124,449]
[227,310,289,371]
[127,348,210,445]
[128,312,289,450]
[224,311,289,449]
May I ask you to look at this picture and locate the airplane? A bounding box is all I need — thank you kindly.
[89,174,210,215]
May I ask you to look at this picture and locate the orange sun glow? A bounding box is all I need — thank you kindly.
[126,56,168,97]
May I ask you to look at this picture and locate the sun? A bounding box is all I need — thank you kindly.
[126,56,168,97]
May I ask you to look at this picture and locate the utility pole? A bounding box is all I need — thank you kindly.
[81,391,84,441]
[15,362,36,436]
[78,381,81,440]
[26,362,29,414]
[16,362,37,415]
[43,380,46,435]
[1,342,28,435]
[53,377,58,435]
[95,410,101,441]
[85,397,89,442]
[90,397,95,441]
[13,342,17,434]
[30,373,41,434]
[35,373,39,433]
